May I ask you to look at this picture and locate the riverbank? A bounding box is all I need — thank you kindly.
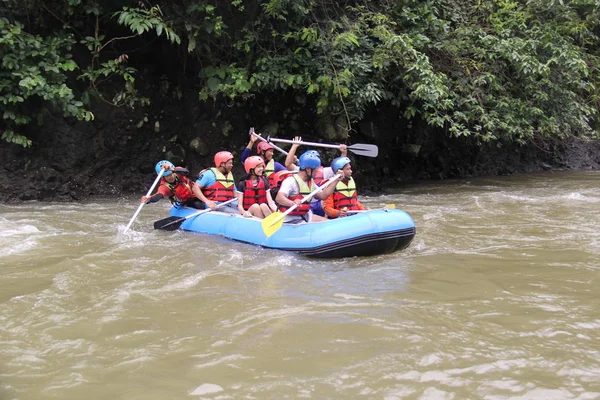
[1,97,599,202]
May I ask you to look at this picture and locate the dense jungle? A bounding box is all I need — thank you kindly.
[1,0,600,202]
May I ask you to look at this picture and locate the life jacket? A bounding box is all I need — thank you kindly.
[332,177,361,210]
[278,174,313,216]
[202,167,235,202]
[162,174,195,205]
[312,166,325,186]
[264,158,276,186]
[242,176,268,210]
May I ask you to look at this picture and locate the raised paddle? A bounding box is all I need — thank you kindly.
[261,175,342,238]
[249,128,289,155]
[153,198,237,231]
[267,137,379,158]
[124,168,165,232]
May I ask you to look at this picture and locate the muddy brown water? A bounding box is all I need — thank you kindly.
[1,170,599,399]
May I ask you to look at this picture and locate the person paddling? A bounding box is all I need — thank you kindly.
[141,160,204,209]
[323,157,366,218]
[236,156,277,218]
[275,151,341,223]
[192,151,240,214]
[284,137,348,216]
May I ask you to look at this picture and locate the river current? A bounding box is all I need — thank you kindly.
[1,171,599,399]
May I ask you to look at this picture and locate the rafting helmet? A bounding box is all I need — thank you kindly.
[304,150,321,159]
[299,151,321,170]
[214,151,234,167]
[244,156,264,174]
[257,142,275,153]
[271,170,294,188]
[155,160,174,176]
[331,156,351,173]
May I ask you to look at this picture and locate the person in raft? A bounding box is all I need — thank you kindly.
[275,151,341,223]
[192,151,240,214]
[236,156,277,218]
[268,169,295,200]
[141,160,204,209]
[323,156,366,218]
[283,136,348,216]
[241,131,290,187]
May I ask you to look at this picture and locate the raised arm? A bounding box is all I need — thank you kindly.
[284,136,302,171]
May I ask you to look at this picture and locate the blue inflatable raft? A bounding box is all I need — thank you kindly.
[166,207,416,258]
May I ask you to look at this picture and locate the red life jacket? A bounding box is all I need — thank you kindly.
[202,168,235,202]
[242,176,268,210]
[264,159,276,186]
[332,178,361,210]
[312,166,325,186]
[162,174,195,204]
[278,175,312,216]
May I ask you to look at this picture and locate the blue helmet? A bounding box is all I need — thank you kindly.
[331,156,351,173]
[155,160,174,176]
[299,151,321,170]
[303,150,321,159]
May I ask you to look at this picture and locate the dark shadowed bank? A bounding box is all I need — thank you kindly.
[1,93,599,203]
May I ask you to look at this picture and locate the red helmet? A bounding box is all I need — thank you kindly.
[257,142,275,153]
[244,156,264,174]
[214,151,233,167]
[271,170,294,188]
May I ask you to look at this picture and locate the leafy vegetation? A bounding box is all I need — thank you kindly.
[1,0,600,146]
[0,18,92,146]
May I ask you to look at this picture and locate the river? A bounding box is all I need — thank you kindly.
[1,170,599,399]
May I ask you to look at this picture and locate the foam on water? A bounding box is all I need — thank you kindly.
[1,175,600,399]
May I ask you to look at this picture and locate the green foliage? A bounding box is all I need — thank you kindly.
[116,6,181,44]
[3,0,600,147]
[78,5,180,109]
[422,0,600,143]
[0,1,180,145]
[0,18,93,147]
[181,0,600,144]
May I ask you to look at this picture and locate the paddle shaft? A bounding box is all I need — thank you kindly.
[268,137,343,151]
[250,129,289,155]
[347,209,386,214]
[124,168,165,232]
[267,137,378,157]
[157,198,237,230]
[347,205,395,214]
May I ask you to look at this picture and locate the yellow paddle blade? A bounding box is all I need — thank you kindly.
[262,211,286,237]
[384,204,396,209]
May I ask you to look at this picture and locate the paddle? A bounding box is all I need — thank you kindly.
[347,204,396,213]
[124,168,165,232]
[249,128,289,155]
[262,174,341,238]
[267,137,379,158]
[153,198,237,231]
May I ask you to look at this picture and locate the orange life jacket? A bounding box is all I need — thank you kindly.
[332,178,360,210]
[202,168,235,202]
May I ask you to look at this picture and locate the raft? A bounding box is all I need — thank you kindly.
[167,207,416,258]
